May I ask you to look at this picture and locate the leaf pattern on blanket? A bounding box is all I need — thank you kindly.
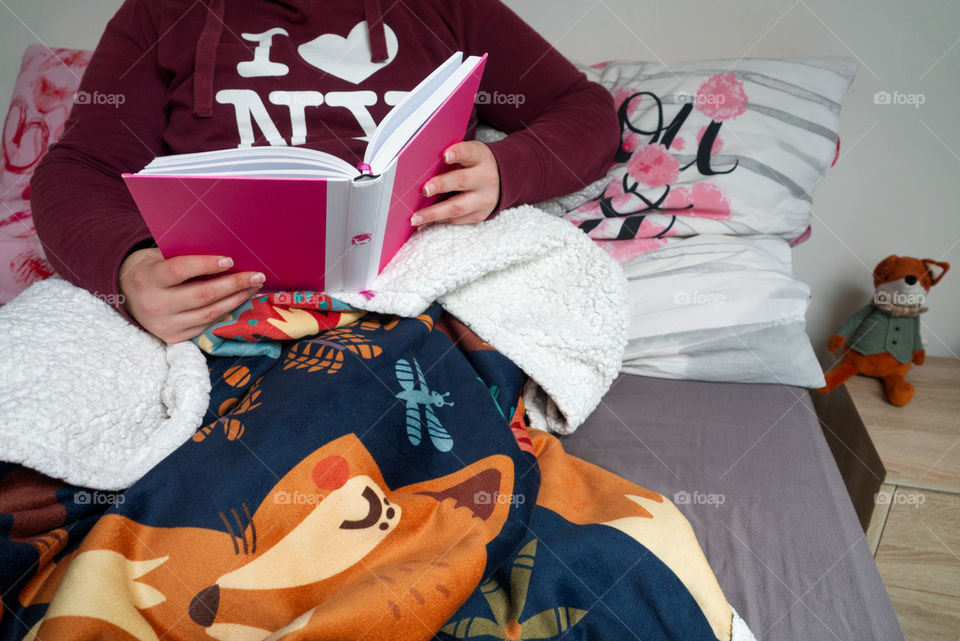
[194,376,264,443]
[283,322,388,374]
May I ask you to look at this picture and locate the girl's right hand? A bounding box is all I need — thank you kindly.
[118,248,265,343]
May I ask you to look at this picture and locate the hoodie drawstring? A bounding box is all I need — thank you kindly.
[193,0,388,118]
[363,0,388,62]
[193,0,225,118]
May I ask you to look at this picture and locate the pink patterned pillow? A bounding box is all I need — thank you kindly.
[0,45,93,303]
[567,57,855,262]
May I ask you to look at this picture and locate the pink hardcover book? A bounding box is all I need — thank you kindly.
[122,52,487,292]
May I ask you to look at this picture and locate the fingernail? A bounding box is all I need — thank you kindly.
[410,215,423,226]
[444,150,454,163]
[423,183,434,197]
[219,257,233,269]
[250,272,265,285]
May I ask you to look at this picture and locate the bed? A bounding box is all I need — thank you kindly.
[564,375,904,640]
[0,44,904,641]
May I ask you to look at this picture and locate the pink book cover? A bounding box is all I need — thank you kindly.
[380,54,488,272]
[122,174,331,292]
[122,53,487,292]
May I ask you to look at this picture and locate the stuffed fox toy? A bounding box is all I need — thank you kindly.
[817,255,950,406]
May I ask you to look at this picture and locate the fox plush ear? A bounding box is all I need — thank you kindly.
[922,259,950,286]
[873,254,900,284]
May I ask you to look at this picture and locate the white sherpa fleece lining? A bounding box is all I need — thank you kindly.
[0,277,211,490]
[0,206,627,489]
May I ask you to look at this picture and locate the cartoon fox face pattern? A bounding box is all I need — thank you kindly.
[19,434,515,641]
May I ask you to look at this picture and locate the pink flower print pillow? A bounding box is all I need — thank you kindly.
[568,58,855,255]
[0,45,92,303]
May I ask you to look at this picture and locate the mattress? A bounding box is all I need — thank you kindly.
[561,374,903,641]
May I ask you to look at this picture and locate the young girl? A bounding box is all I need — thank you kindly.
[32,0,618,342]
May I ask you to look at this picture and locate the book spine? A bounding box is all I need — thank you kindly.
[342,166,394,291]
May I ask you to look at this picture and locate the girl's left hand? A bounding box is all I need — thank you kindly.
[411,141,500,226]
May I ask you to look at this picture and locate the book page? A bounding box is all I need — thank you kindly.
[365,52,479,174]
[140,146,357,178]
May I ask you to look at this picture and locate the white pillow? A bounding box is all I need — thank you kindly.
[620,234,825,388]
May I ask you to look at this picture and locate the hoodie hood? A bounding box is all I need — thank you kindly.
[193,0,388,118]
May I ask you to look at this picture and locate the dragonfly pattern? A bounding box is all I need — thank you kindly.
[394,357,454,452]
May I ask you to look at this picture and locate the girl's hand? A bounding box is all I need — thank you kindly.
[119,248,264,343]
[411,141,500,226]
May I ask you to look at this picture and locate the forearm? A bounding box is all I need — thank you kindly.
[28,0,171,324]
[31,149,153,321]
[485,78,618,210]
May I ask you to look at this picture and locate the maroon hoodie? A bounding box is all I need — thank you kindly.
[31,0,618,323]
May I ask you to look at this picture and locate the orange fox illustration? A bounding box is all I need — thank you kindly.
[18,434,516,641]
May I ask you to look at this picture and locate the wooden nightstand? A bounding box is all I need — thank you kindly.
[816,356,960,640]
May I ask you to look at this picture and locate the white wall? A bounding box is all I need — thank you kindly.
[2,0,958,359]
[0,0,121,94]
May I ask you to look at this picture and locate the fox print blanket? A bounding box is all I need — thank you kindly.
[0,306,753,641]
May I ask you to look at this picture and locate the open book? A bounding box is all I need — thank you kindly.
[122,51,487,292]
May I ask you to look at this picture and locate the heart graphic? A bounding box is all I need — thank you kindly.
[297,21,398,85]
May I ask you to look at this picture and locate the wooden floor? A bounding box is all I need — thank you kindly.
[850,358,960,641]
[870,488,960,640]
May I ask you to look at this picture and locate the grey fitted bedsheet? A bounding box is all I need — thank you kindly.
[561,374,903,641]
